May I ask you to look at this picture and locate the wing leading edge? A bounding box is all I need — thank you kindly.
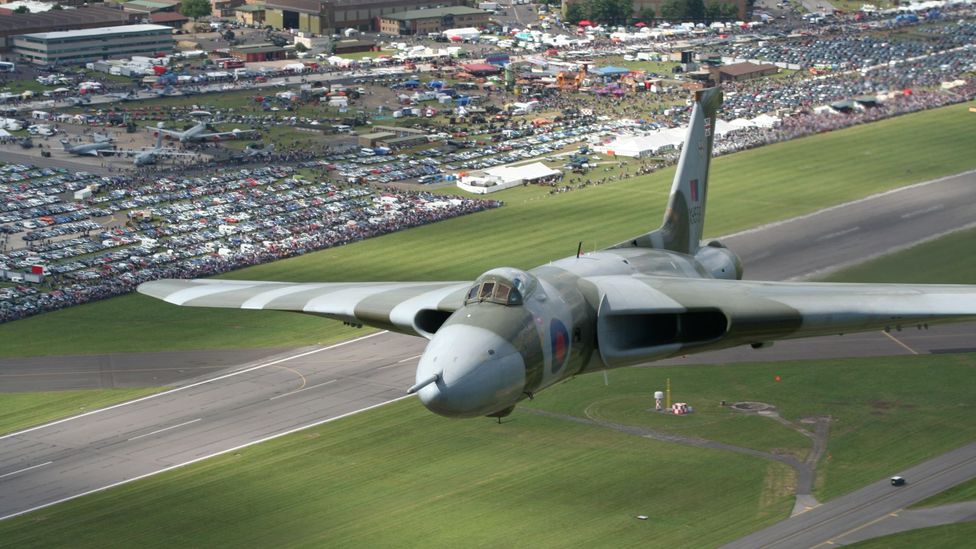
[137,279,470,338]
[584,275,976,368]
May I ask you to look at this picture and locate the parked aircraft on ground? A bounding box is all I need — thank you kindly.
[139,88,976,420]
[151,111,258,143]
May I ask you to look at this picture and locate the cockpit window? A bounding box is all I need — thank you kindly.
[465,280,523,306]
[479,282,495,299]
[465,268,536,307]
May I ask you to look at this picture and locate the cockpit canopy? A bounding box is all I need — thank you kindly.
[464,267,537,307]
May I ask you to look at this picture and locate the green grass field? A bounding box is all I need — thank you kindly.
[0,388,162,436]
[824,226,976,285]
[911,477,976,509]
[2,103,975,546]
[1,353,972,547]
[1,101,973,358]
[846,521,976,548]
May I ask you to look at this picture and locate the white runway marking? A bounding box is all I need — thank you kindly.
[127,418,201,441]
[268,379,337,400]
[816,227,860,242]
[0,395,412,522]
[397,354,424,363]
[0,331,387,442]
[0,461,52,480]
[900,204,944,219]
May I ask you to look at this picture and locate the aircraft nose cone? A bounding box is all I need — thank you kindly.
[416,324,525,418]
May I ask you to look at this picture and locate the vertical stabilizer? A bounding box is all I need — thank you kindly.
[154,130,163,151]
[614,87,722,254]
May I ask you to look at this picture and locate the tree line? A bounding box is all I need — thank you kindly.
[564,0,742,25]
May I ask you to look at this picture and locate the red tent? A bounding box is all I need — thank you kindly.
[635,22,647,27]
[578,20,593,26]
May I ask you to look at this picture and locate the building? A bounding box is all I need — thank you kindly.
[0,5,134,54]
[123,0,180,15]
[229,42,288,61]
[333,39,376,55]
[13,24,173,65]
[379,6,489,36]
[150,11,190,28]
[212,0,244,18]
[235,3,266,25]
[709,61,778,83]
[264,0,470,35]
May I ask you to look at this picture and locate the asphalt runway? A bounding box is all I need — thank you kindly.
[1,170,975,535]
[721,442,976,548]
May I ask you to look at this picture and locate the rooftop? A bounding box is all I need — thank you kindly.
[0,5,131,35]
[717,61,778,76]
[235,3,266,11]
[149,11,189,23]
[124,0,179,8]
[384,6,486,22]
[17,24,172,41]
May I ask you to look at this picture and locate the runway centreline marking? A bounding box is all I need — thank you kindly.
[790,221,976,281]
[0,394,413,523]
[0,331,388,442]
[268,379,337,400]
[719,169,976,241]
[127,418,202,442]
[0,461,52,480]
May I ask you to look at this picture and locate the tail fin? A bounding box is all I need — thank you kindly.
[60,139,70,151]
[615,87,722,254]
[154,131,163,150]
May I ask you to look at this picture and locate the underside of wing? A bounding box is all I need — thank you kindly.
[582,275,976,368]
[138,279,469,338]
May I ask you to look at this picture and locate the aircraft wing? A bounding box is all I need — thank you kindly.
[138,278,469,338]
[585,275,976,368]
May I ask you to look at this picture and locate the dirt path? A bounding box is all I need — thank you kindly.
[523,404,831,517]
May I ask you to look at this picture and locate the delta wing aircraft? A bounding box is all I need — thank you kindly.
[139,88,976,420]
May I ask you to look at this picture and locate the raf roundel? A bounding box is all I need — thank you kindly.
[550,318,570,373]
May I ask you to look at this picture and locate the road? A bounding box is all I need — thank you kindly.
[721,442,976,548]
[1,170,975,532]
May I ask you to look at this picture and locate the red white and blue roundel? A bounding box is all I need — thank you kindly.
[550,318,570,373]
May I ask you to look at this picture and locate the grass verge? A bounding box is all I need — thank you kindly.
[0,387,163,436]
[844,521,976,548]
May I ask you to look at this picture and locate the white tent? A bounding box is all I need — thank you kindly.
[458,162,560,194]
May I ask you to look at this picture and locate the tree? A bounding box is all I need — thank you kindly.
[565,2,586,25]
[294,42,308,53]
[180,0,210,20]
[659,0,684,19]
[52,3,63,10]
[13,5,29,13]
[687,0,706,20]
[636,6,656,23]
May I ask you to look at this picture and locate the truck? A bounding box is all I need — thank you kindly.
[217,58,245,69]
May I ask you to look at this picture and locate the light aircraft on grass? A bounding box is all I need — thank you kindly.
[139,88,976,420]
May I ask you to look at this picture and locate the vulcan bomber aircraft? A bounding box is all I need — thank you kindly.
[138,88,976,420]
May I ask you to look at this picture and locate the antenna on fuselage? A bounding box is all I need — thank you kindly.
[576,241,583,259]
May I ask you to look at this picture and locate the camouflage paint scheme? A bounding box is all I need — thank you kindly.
[139,88,976,419]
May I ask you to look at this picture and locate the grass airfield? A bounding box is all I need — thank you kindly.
[1,102,975,545]
[2,353,972,547]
